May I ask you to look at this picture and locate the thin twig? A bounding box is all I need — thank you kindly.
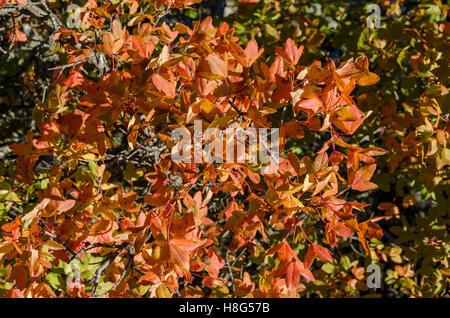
[231,247,247,270]
[225,249,235,293]
[8,13,16,52]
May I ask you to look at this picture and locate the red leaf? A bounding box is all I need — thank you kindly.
[285,260,301,291]
[169,238,205,281]
[336,222,353,237]
[244,37,264,66]
[359,220,383,239]
[266,242,292,263]
[304,243,333,268]
[304,244,315,268]
[312,243,333,263]
[357,231,370,255]
[56,199,76,213]
[152,74,175,98]
[349,164,378,191]
[295,97,323,115]
[101,32,122,55]
[137,271,161,285]
[207,54,227,79]
[275,38,303,65]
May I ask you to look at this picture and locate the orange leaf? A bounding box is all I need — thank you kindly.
[244,37,264,67]
[357,72,380,86]
[276,38,303,66]
[169,238,205,281]
[152,74,175,98]
[56,199,76,213]
[295,97,323,115]
[304,243,333,268]
[207,54,227,79]
[357,231,370,255]
[137,271,161,285]
[349,164,378,191]
[336,222,353,237]
[101,32,122,55]
[359,220,383,239]
[312,243,333,263]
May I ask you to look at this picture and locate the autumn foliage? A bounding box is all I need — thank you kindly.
[0,0,448,298]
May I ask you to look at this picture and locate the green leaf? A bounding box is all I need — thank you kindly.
[265,24,279,39]
[322,263,335,274]
[45,272,63,291]
[340,255,351,271]
[0,182,21,203]
[184,9,197,19]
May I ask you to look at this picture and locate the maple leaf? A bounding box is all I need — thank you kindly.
[160,22,179,43]
[357,231,370,255]
[304,243,333,268]
[0,0,9,8]
[207,54,227,79]
[276,38,304,66]
[230,37,264,68]
[22,198,51,223]
[233,272,255,297]
[359,220,383,239]
[245,38,264,63]
[137,271,161,286]
[198,247,224,278]
[293,96,323,116]
[55,199,76,213]
[336,222,353,237]
[152,73,176,98]
[169,238,206,281]
[267,242,314,290]
[101,32,123,56]
[349,164,378,191]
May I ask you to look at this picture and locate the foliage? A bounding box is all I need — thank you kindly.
[0,0,448,298]
[226,0,450,297]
